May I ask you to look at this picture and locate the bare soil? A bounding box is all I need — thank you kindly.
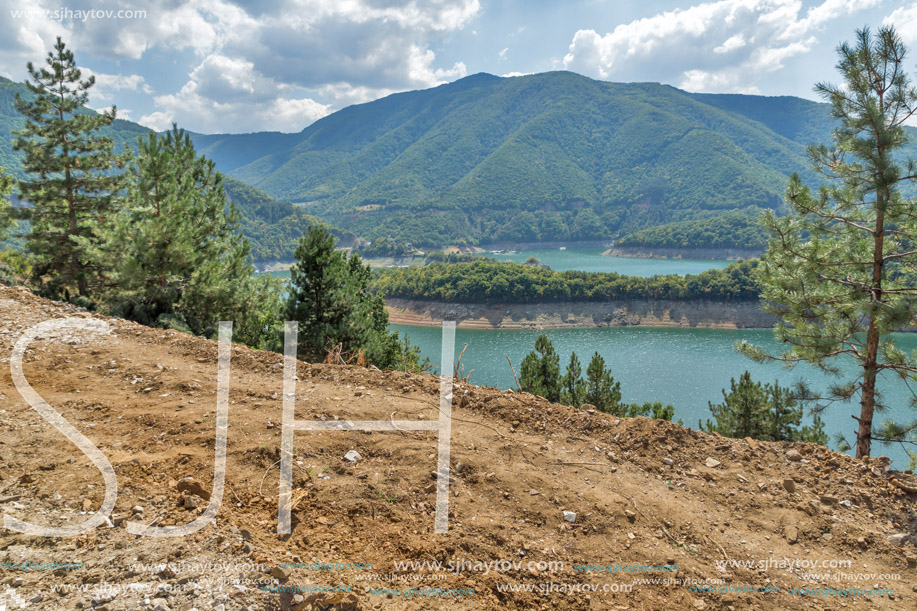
[0,285,915,610]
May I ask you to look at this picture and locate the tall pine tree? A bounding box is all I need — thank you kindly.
[742,27,917,457]
[93,125,281,346]
[13,37,119,298]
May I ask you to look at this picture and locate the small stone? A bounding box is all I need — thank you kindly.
[888,533,910,547]
[905,555,917,569]
[343,450,361,463]
[786,450,803,462]
[782,479,796,493]
[270,566,291,580]
[819,495,837,505]
[563,511,576,523]
[694,599,706,610]
[705,458,721,468]
[151,598,171,611]
[176,478,210,500]
[82,499,93,511]
[624,509,636,522]
[785,525,798,544]
[183,494,203,510]
[131,505,144,515]
[662,458,674,466]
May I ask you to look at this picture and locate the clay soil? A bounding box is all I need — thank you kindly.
[0,285,915,610]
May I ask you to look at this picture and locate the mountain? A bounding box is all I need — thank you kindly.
[186,71,917,248]
[5,72,917,252]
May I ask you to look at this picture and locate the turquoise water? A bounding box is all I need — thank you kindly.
[476,248,732,276]
[391,323,917,467]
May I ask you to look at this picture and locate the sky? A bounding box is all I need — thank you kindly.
[1,0,916,134]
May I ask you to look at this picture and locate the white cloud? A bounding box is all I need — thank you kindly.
[406,45,467,87]
[139,54,330,133]
[499,47,508,60]
[884,3,917,47]
[563,0,881,93]
[0,0,481,132]
[82,68,153,104]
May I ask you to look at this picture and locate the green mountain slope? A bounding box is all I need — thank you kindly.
[186,71,917,247]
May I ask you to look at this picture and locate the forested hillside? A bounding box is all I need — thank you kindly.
[186,71,917,247]
[6,71,917,252]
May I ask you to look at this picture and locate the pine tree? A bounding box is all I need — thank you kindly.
[13,37,119,298]
[94,126,281,346]
[584,352,622,413]
[766,381,803,443]
[286,224,424,370]
[741,26,917,458]
[561,351,586,407]
[702,372,768,439]
[702,372,827,444]
[518,334,561,403]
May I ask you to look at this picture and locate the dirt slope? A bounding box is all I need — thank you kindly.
[0,285,915,610]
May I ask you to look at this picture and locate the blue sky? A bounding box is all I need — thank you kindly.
[2,0,915,134]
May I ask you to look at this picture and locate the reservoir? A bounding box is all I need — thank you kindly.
[391,324,917,467]
[261,249,913,466]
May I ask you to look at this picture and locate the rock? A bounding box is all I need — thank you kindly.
[580,404,597,411]
[270,566,291,580]
[785,525,798,544]
[662,458,674,466]
[827,456,843,467]
[705,458,721,468]
[819,495,838,505]
[82,499,93,511]
[782,479,796,493]
[563,511,576,523]
[343,450,361,463]
[151,598,171,611]
[744,437,759,450]
[28,593,42,603]
[888,533,911,547]
[240,529,253,541]
[786,450,803,462]
[177,477,210,501]
[183,494,203,510]
[131,505,144,515]
[243,542,255,555]
[624,509,636,522]
[905,555,917,569]
[694,599,706,610]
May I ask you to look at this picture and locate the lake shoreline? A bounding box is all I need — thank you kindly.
[385,298,773,330]
[603,245,762,260]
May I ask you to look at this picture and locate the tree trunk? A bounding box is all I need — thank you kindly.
[857,321,878,458]
[857,206,886,459]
